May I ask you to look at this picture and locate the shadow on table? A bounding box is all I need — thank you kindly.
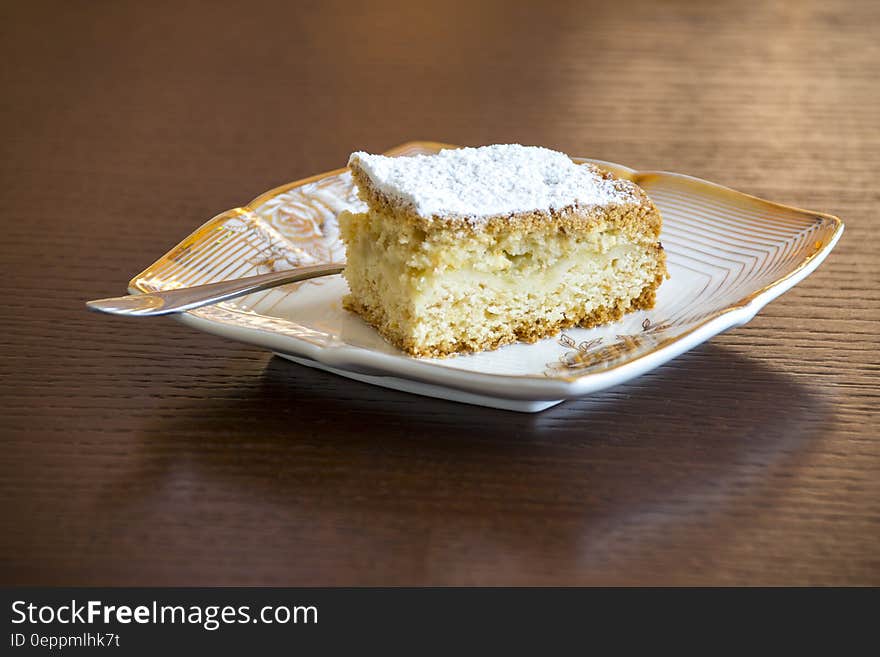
[121,343,833,584]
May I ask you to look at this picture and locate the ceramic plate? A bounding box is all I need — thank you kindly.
[129,142,843,412]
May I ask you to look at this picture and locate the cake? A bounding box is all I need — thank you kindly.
[338,144,667,357]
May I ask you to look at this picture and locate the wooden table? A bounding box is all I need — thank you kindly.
[2,0,877,586]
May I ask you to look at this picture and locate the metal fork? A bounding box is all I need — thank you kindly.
[86,263,344,317]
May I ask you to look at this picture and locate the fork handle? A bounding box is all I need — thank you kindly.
[86,263,345,316]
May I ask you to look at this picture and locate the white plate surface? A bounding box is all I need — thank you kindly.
[130,142,843,412]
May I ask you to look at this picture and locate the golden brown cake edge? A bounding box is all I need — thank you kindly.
[349,162,662,240]
[342,260,666,359]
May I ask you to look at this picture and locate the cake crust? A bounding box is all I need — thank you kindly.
[349,162,662,240]
[343,266,665,358]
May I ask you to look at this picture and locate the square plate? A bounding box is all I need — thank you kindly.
[130,141,843,412]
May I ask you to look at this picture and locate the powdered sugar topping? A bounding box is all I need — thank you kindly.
[349,144,636,221]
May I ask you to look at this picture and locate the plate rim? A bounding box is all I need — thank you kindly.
[128,141,845,401]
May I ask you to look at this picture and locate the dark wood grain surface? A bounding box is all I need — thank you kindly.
[1,0,877,586]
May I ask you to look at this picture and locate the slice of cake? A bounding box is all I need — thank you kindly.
[338,144,667,357]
